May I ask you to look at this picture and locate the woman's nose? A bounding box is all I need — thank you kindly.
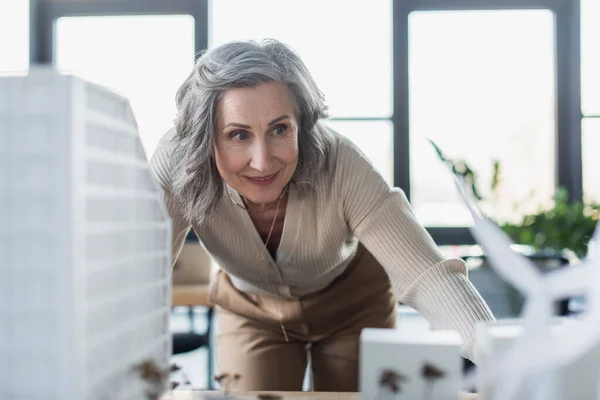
[249,140,272,172]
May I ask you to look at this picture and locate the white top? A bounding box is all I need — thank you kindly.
[150,126,495,359]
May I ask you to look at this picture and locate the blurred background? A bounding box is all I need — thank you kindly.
[1,0,598,390]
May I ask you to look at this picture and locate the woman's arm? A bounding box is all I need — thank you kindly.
[335,135,494,361]
[149,129,192,266]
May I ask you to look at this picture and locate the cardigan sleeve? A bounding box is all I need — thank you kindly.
[335,135,495,361]
[149,129,192,267]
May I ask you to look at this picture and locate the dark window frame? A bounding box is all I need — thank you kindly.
[392,0,581,245]
[30,0,208,64]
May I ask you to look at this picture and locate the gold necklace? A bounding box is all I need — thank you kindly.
[255,194,282,261]
[225,185,287,259]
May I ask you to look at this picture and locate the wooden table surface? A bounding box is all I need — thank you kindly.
[163,391,478,400]
[172,284,211,307]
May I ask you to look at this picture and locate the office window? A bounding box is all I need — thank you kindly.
[581,0,600,116]
[0,0,29,75]
[408,10,556,227]
[583,119,600,203]
[324,120,393,187]
[581,0,599,204]
[56,15,195,158]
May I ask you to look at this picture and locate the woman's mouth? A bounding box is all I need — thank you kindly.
[244,171,279,186]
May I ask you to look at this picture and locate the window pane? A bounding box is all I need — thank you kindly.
[324,120,393,187]
[56,15,195,158]
[583,118,600,203]
[210,0,392,118]
[408,10,556,227]
[0,0,29,75]
[582,0,600,116]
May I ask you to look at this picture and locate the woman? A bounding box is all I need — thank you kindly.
[150,39,494,392]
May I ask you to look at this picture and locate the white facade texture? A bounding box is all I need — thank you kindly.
[0,68,172,400]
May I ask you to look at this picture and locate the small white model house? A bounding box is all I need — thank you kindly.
[0,68,172,400]
[360,328,462,400]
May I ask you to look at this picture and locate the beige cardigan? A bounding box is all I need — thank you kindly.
[150,126,494,359]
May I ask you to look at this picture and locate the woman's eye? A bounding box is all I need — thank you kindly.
[273,124,287,136]
[231,131,250,141]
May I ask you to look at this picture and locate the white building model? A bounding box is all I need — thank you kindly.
[0,68,172,400]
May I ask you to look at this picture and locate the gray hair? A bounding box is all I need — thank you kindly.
[170,39,334,223]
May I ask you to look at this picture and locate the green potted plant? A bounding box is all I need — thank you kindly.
[428,139,599,259]
[501,187,600,260]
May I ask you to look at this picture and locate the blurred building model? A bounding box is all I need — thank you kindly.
[0,68,172,400]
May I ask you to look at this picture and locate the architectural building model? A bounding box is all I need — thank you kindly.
[0,68,172,400]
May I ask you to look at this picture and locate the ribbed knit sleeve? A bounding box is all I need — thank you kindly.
[336,136,495,361]
[149,129,192,266]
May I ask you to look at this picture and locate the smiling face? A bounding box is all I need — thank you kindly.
[213,82,299,206]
